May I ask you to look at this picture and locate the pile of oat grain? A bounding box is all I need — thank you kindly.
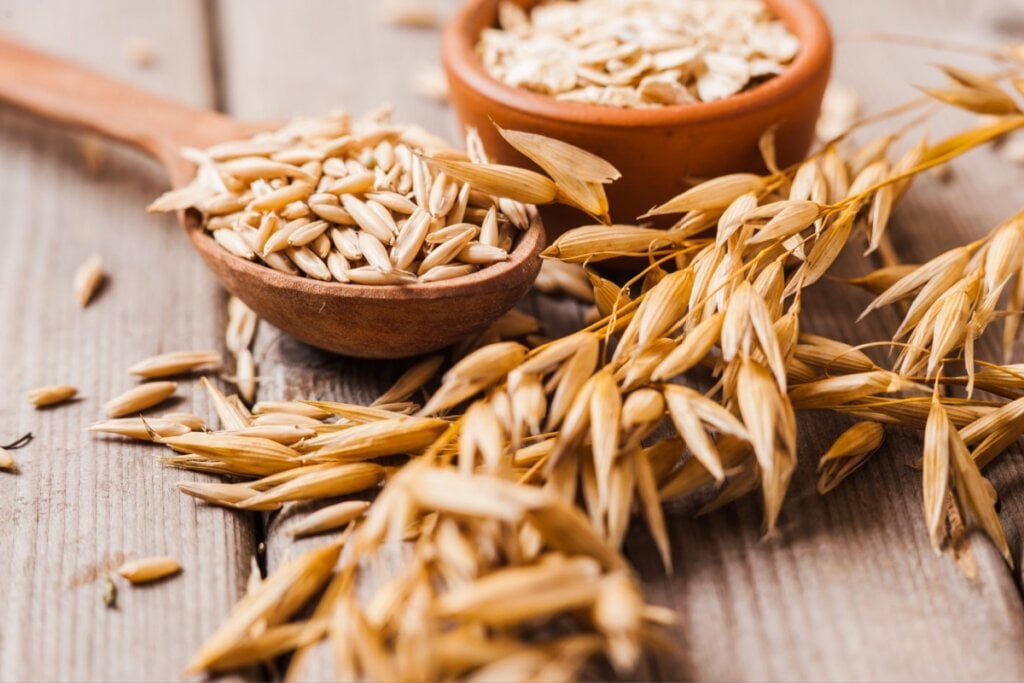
[478,0,800,107]
[150,109,535,286]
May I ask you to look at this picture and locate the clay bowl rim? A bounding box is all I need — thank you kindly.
[183,210,546,303]
[442,0,833,130]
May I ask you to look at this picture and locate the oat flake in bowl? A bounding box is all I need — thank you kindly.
[150,108,536,286]
[477,0,801,107]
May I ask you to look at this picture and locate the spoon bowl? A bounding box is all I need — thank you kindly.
[0,35,543,358]
[185,209,543,357]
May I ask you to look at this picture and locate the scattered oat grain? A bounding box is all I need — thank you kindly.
[73,254,105,307]
[118,556,182,584]
[27,384,78,408]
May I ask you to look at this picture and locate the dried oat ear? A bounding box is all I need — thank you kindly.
[494,124,621,224]
[419,153,557,204]
[919,64,1022,116]
[758,126,781,176]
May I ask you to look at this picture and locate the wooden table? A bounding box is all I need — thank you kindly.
[3,1,1024,680]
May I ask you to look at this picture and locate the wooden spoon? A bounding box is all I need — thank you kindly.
[0,35,544,358]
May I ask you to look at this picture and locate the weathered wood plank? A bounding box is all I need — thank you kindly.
[0,3,256,680]
[212,0,1024,681]
[216,0,457,138]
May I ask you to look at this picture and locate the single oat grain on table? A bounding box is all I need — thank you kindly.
[26,384,78,408]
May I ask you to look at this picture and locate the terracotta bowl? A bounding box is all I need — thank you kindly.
[442,0,833,235]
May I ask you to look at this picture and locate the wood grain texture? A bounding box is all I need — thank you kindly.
[216,0,458,137]
[5,0,1024,680]
[0,2,256,680]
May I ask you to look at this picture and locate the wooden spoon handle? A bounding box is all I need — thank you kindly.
[0,34,238,169]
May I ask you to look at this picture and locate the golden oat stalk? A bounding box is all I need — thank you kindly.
[159,61,1024,680]
[817,421,886,494]
[496,124,619,222]
[186,541,343,675]
[924,393,1011,564]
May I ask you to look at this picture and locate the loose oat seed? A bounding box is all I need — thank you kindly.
[118,556,182,584]
[73,254,106,307]
[128,350,222,379]
[104,382,177,418]
[412,65,450,103]
[382,1,441,28]
[27,384,78,408]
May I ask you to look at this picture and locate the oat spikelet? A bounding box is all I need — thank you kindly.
[302,417,448,463]
[589,370,622,509]
[177,481,257,507]
[104,381,177,418]
[496,124,619,220]
[420,342,527,415]
[788,371,917,409]
[238,463,384,510]
[128,350,222,378]
[594,571,644,674]
[651,312,724,380]
[88,417,190,441]
[291,500,371,538]
[920,82,1020,116]
[205,620,328,672]
[923,393,951,552]
[663,385,748,482]
[434,555,603,625]
[816,421,885,494]
[186,542,342,675]
[200,377,249,431]
[543,225,684,262]
[645,174,765,216]
[949,422,1012,565]
[235,348,257,404]
[422,156,557,205]
[964,396,1024,468]
[225,297,257,354]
